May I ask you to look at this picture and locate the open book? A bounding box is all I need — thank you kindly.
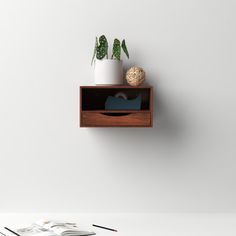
[15,220,95,236]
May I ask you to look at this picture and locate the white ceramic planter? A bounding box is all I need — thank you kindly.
[94,59,123,85]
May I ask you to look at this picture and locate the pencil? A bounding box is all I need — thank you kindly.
[4,227,21,236]
[92,224,117,232]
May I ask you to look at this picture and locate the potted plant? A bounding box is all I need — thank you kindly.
[91,35,129,85]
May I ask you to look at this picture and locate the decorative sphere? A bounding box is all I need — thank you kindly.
[126,67,145,86]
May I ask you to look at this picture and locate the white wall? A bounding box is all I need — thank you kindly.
[0,0,236,213]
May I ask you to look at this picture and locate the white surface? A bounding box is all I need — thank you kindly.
[0,214,236,236]
[0,0,236,213]
[94,59,123,85]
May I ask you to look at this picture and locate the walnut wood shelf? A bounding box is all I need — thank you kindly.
[80,86,153,127]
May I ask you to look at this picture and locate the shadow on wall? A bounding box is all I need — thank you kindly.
[87,75,190,157]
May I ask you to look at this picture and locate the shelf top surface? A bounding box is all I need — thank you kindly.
[80,85,152,89]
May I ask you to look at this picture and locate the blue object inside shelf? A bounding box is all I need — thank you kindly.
[105,95,142,110]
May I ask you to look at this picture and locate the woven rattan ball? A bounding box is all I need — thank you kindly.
[126,67,145,86]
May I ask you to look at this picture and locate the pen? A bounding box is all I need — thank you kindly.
[4,228,21,236]
[92,224,117,232]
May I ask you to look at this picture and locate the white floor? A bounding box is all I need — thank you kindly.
[0,214,236,236]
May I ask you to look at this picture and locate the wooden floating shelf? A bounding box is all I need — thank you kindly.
[80,86,153,127]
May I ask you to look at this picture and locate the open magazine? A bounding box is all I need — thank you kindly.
[15,220,95,236]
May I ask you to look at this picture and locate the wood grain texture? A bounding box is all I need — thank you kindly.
[81,112,151,127]
[79,86,153,128]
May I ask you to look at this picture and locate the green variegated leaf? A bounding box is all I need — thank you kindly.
[112,38,121,60]
[96,35,108,60]
[121,39,129,59]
